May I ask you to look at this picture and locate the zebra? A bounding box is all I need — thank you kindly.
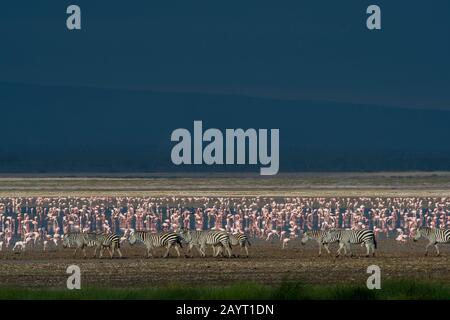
[179,230,205,257]
[92,233,123,259]
[323,229,377,257]
[201,231,232,258]
[180,230,232,258]
[300,230,331,256]
[413,227,450,256]
[62,233,97,258]
[129,231,183,258]
[213,233,251,258]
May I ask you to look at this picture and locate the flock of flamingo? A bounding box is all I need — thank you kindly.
[0,196,448,255]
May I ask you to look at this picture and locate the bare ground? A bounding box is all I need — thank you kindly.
[1,172,450,197]
[1,239,449,289]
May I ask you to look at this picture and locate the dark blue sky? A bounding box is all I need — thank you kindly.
[0,1,449,173]
[1,0,449,109]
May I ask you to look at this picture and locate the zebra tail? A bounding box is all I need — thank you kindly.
[247,239,251,246]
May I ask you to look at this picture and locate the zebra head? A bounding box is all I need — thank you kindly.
[301,231,312,245]
[62,234,70,248]
[413,227,428,242]
[179,229,192,243]
[129,231,138,245]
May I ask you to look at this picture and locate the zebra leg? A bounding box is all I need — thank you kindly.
[163,244,171,258]
[238,245,244,258]
[99,247,104,259]
[82,247,87,259]
[224,243,232,258]
[434,243,440,257]
[341,243,348,256]
[109,245,115,259]
[187,243,193,257]
[226,246,232,258]
[335,245,341,257]
[230,245,237,258]
[214,245,223,257]
[318,243,322,257]
[195,245,203,257]
[174,245,181,257]
[220,246,227,257]
[200,244,206,257]
[215,244,226,257]
[336,243,344,257]
[73,247,78,258]
[342,243,348,256]
[239,245,245,258]
[425,241,433,256]
[212,245,220,257]
[346,243,352,257]
[244,245,249,258]
[93,246,99,258]
[223,246,228,258]
[324,243,331,255]
[365,243,370,257]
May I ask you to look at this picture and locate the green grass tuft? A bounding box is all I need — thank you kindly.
[0,280,449,300]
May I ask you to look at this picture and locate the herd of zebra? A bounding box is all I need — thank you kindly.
[62,230,251,259]
[59,226,450,259]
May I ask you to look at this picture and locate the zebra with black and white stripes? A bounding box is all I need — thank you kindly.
[229,233,251,257]
[300,230,331,256]
[179,230,205,257]
[323,229,377,257]
[180,230,232,258]
[413,227,450,256]
[92,233,122,259]
[214,233,251,257]
[200,231,232,258]
[62,232,97,258]
[129,231,183,258]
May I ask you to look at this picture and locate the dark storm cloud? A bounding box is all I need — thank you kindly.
[0,0,449,109]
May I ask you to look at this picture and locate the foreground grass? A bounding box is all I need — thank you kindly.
[1,280,449,300]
